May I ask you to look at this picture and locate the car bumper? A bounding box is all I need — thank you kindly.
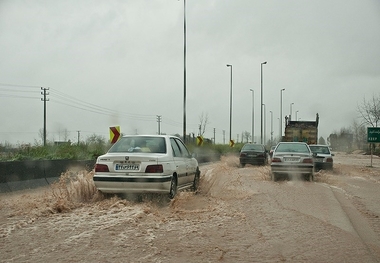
[314,162,333,170]
[240,157,266,165]
[271,164,314,175]
[93,174,172,194]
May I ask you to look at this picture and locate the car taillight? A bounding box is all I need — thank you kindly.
[240,153,247,157]
[145,165,163,173]
[95,164,109,172]
[303,158,313,163]
[326,157,333,163]
[271,158,282,162]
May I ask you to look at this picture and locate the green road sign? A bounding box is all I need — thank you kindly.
[367,127,380,143]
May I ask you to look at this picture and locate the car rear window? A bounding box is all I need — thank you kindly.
[242,144,264,151]
[108,137,166,153]
[309,146,330,154]
[276,143,310,153]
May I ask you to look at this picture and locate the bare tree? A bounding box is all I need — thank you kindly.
[198,112,210,137]
[350,120,366,150]
[243,131,251,143]
[357,94,380,127]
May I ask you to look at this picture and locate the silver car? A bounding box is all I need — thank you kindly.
[309,144,334,171]
[270,142,314,181]
[93,135,200,199]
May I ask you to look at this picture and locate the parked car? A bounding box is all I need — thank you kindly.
[309,144,334,171]
[93,135,200,199]
[270,142,314,181]
[239,143,268,167]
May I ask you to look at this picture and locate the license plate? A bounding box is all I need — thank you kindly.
[115,164,140,171]
[284,157,299,162]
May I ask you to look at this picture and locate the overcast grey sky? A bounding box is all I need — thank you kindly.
[1,0,379,145]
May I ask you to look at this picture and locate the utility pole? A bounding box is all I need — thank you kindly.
[182,0,187,142]
[213,128,216,144]
[41,87,49,146]
[156,115,162,135]
[77,131,80,144]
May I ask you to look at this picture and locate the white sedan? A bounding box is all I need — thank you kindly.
[270,142,314,181]
[93,135,200,199]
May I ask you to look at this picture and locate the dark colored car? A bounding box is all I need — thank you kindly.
[309,145,334,171]
[239,143,268,167]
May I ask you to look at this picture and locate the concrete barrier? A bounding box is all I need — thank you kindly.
[0,159,96,193]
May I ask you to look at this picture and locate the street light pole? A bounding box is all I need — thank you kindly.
[260,61,267,144]
[290,102,294,121]
[270,110,273,145]
[250,89,254,143]
[296,110,299,121]
[262,103,266,145]
[280,88,285,139]
[182,0,187,142]
[227,64,233,143]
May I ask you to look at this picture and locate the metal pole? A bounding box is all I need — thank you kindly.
[290,102,294,121]
[280,88,285,138]
[183,0,187,142]
[250,89,254,143]
[260,61,267,144]
[227,64,233,143]
[263,103,266,145]
[270,111,273,145]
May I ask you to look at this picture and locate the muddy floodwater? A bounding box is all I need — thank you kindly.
[1,152,380,262]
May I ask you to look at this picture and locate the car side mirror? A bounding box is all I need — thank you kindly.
[191,152,197,158]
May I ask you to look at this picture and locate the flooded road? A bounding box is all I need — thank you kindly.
[1,152,380,262]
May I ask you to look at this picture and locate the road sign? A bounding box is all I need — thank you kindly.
[196,136,203,146]
[229,140,235,147]
[110,126,120,144]
[367,127,380,143]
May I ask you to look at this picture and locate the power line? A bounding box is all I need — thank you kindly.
[0,83,40,88]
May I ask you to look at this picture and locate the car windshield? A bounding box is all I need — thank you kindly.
[309,146,330,154]
[108,136,166,153]
[276,143,310,153]
[242,144,264,151]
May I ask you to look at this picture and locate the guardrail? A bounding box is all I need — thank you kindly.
[0,159,96,193]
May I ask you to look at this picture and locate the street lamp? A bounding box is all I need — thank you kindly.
[260,61,267,144]
[296,110,299,121]
[290,102,294,121]
[280,88,285,138]
[182,0,187,142]
[250,89,254,143]
[270,110,273,145]
[262,103,266,145]
[227,64,233,143]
